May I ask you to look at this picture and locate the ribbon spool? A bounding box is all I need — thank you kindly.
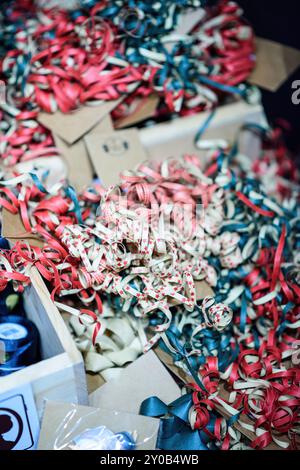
[0,315,39,376]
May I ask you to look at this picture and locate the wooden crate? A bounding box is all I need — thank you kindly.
[140,101,265,161]
[0,267,88,417]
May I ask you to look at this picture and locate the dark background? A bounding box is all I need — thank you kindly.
[239,0,300,154]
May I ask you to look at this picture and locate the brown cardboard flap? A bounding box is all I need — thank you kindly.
[249,37,300,92]
[86,373,105,394]
[195,280,214,299]
[168,281,214,307]
[39,99,122,145]
[155,347,191,384]
[91,114,114,134]
[54,136,93,191]
[89,350,181,415]
[85,128,148,187]
[1,209,44,248]
[114,93,160,129]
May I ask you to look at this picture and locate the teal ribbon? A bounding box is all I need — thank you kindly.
[194,109,216,144]
[162,329,207,391]
[198,75,246,96]
[65,186,83,224]
[140,394,212,450]
[29,172,48,194]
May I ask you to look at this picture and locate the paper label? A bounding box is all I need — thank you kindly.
[85,129,148,187]
[0,385,40,450]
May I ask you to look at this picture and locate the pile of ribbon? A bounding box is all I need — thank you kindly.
[0,0,299,452]
[0,0,256,167]
[0,121,299,448]
[1,0,255,113]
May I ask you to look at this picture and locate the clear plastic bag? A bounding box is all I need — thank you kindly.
[38,401,159,450]
[69,426,136,450]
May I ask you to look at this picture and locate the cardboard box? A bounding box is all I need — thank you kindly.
[84,100,265,186]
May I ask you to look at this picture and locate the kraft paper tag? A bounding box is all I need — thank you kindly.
[85,128,148,187]
[54,115,114,190]
[39,99,121,145]
[1,209,44,248]
[249,37,300,92]
[91,114,114,134]
[53,136,93,191]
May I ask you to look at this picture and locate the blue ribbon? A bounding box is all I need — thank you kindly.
[240,292,247,333]
[194,109,216,144]
[140,395,210,450]
[198,75,245,96]
[161,309,239,374]
[114,431,136,450]
[161,329,207,391]
[65,186,83,224]
[29,172,48,194]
